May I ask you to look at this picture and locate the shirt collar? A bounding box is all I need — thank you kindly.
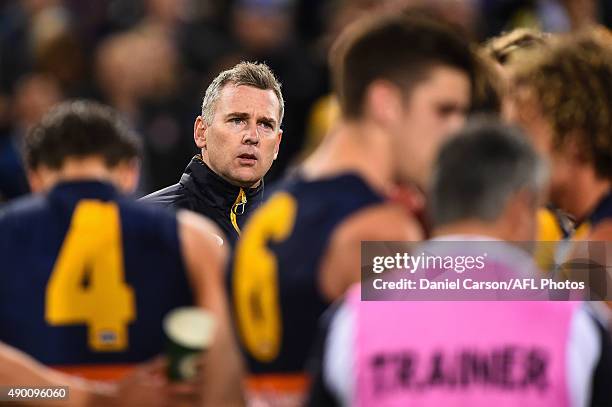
[48,180,118,206]
[180,155,264,208]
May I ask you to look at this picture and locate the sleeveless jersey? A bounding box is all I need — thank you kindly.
[0,181,193,378]
[230,173,384,379]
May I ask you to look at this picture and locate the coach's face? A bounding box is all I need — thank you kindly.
[394,66,471,187]
[195,84,282,188]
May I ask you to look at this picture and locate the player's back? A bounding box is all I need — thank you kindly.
[0,181,193,378]
[230,172,384,382]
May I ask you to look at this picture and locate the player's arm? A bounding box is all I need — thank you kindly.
[0,340,112,406]
[0,341,208,407]
[177,210,245,406]
[318,202,423,301]
[0,341,187,407]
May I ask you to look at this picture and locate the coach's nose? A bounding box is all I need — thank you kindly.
[243,122,259,145]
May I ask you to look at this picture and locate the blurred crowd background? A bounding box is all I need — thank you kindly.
[0,0,611,202]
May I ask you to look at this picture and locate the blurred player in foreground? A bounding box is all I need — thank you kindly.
[309,121,612,407]
[509,29,612,242]
[481,28,577,273]
[230,15,476,402]
[509,29,612,305]
[0,101,243,406]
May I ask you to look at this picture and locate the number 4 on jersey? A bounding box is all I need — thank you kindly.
[45,200,135,352]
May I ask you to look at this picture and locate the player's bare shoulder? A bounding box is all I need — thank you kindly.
[177,210,228,306]
[319,202,423,300]
[177,209,227,250]
[335,201,423,243]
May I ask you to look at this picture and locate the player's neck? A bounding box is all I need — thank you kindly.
[39,158,117,191]
[57,159,115,181]
[556,169,610,223]
[301,120,394,195]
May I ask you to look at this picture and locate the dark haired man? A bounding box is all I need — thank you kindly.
[230,15,476,400]
[0,101,243,405]
[142,61,284,246]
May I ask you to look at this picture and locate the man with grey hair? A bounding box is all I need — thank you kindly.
[429,119,547,241]
[142,61,284,246]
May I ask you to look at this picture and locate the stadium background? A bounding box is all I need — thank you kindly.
[0,0,611,203]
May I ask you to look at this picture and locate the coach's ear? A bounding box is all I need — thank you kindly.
[194,116,208,151]
[273,129,282,160]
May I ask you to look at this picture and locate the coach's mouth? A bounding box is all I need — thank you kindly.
[237,153,258,166]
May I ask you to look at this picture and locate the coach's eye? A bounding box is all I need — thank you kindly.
[259,121,273,130]
[229,118,246,125]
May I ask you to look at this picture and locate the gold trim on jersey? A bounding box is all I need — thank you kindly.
[231,188,247,235]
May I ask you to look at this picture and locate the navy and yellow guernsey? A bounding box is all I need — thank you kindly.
[229,172,384,392]
[0,181,193,379]
[568,192,612,241]
[585,192,612,231]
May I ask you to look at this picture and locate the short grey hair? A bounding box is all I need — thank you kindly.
[201,61,284,127]
[429,119,548,227]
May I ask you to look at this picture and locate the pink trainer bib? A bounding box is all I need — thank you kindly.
[348,288,580,407]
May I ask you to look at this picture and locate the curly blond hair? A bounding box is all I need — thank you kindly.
[485,28,549,66]
[512,28,612,179]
